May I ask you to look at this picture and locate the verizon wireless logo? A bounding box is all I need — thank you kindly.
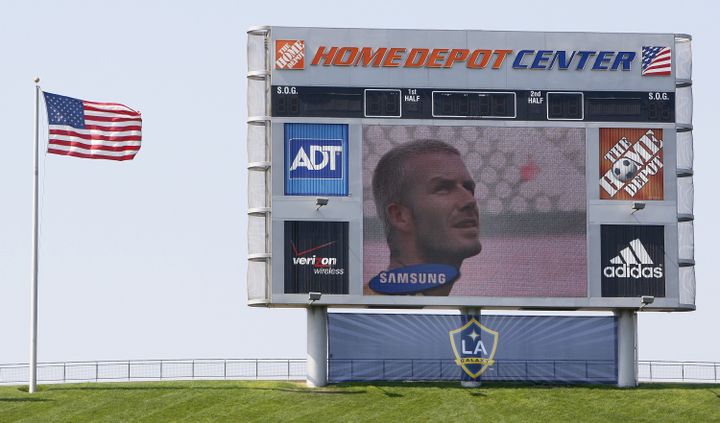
[599,129,664,200]
[284,221,349,295]
[290,241,345,275]
[603,239,663,279]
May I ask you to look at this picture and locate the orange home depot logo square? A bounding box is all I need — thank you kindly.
[275,40,305,69]
[599,128,664,200]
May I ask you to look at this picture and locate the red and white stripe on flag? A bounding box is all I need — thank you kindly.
[43,92,142,161]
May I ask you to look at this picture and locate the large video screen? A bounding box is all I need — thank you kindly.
[362,125,587,297]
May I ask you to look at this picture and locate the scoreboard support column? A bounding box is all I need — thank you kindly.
[616,309,638,387]
[306,306,328,387]
[460,307,482,388]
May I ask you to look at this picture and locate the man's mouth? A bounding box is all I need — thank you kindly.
[453,218,479,229]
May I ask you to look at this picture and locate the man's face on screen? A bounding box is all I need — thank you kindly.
[403,152,482,264]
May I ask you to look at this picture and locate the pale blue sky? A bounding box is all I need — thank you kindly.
[1,0,717,363]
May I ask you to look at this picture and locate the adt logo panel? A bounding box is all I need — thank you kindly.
[285,123,349,196]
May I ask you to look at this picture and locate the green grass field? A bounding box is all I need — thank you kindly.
[0,381,718,422]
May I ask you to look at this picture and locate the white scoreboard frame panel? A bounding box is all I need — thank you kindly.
[246,26,694,311]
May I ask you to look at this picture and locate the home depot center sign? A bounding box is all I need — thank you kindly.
[277,42,637,71]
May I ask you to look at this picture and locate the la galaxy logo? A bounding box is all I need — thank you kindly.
[449,318,499,379]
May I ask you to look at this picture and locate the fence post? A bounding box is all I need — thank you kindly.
[255,359,258,380]
[287,360,291,380]
[681,362,685,381]
[411,360,414,380]
[128,361,131,381]
[95,362,99,382]
[160,361,163,380]
[715,363,718,382]
[649,362,653,381]
[382,360,385,380]
[63,362,66,383]
[350,360,353,381]
[224,360,227,380]
[192,360,195,380]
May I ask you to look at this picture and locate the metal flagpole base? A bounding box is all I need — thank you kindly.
[306,306,328,387]
[460,380,482,388]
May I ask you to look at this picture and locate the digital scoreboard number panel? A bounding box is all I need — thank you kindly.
[271,86,675,123]
[365,89,401,117]
[247,26,695,311]
[432,91,516,118]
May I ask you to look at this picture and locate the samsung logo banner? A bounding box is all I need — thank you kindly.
[369,264,459,294]
[285,123,348,196]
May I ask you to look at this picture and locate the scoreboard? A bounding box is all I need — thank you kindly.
[246,27,694,311]
[272,86,674,122]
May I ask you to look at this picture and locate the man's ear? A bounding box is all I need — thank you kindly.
[386,203,414,233]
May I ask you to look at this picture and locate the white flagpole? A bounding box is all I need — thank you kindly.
[29,78,40,393]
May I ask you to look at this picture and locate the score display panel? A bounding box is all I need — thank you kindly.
[272,87,674,122]
[246,27,695,311]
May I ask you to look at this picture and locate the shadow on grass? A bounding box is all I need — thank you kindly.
[335,381,586,390]
[468,391,487,397]
[637,383,720,390]
[0,397,53,402]
[335,381,720,391]
[49,384,367,395]
[373,386,403,398]
[24,380,720,396]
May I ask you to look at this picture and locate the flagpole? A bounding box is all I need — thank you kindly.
[29,77,40,394]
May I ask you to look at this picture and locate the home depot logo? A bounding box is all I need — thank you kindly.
[599,129,664,200]
[275,40,305,69]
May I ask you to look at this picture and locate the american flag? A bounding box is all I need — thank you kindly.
[43,92,142,161]
[641,46,672,76]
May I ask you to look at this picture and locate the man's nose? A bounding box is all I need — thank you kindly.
[457,185,478,209]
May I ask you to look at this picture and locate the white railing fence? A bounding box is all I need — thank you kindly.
[0,359,306,385]
[0,359,717,385]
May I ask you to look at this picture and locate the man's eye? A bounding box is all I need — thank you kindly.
[434,182,452,193]
[464,182,476,195]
